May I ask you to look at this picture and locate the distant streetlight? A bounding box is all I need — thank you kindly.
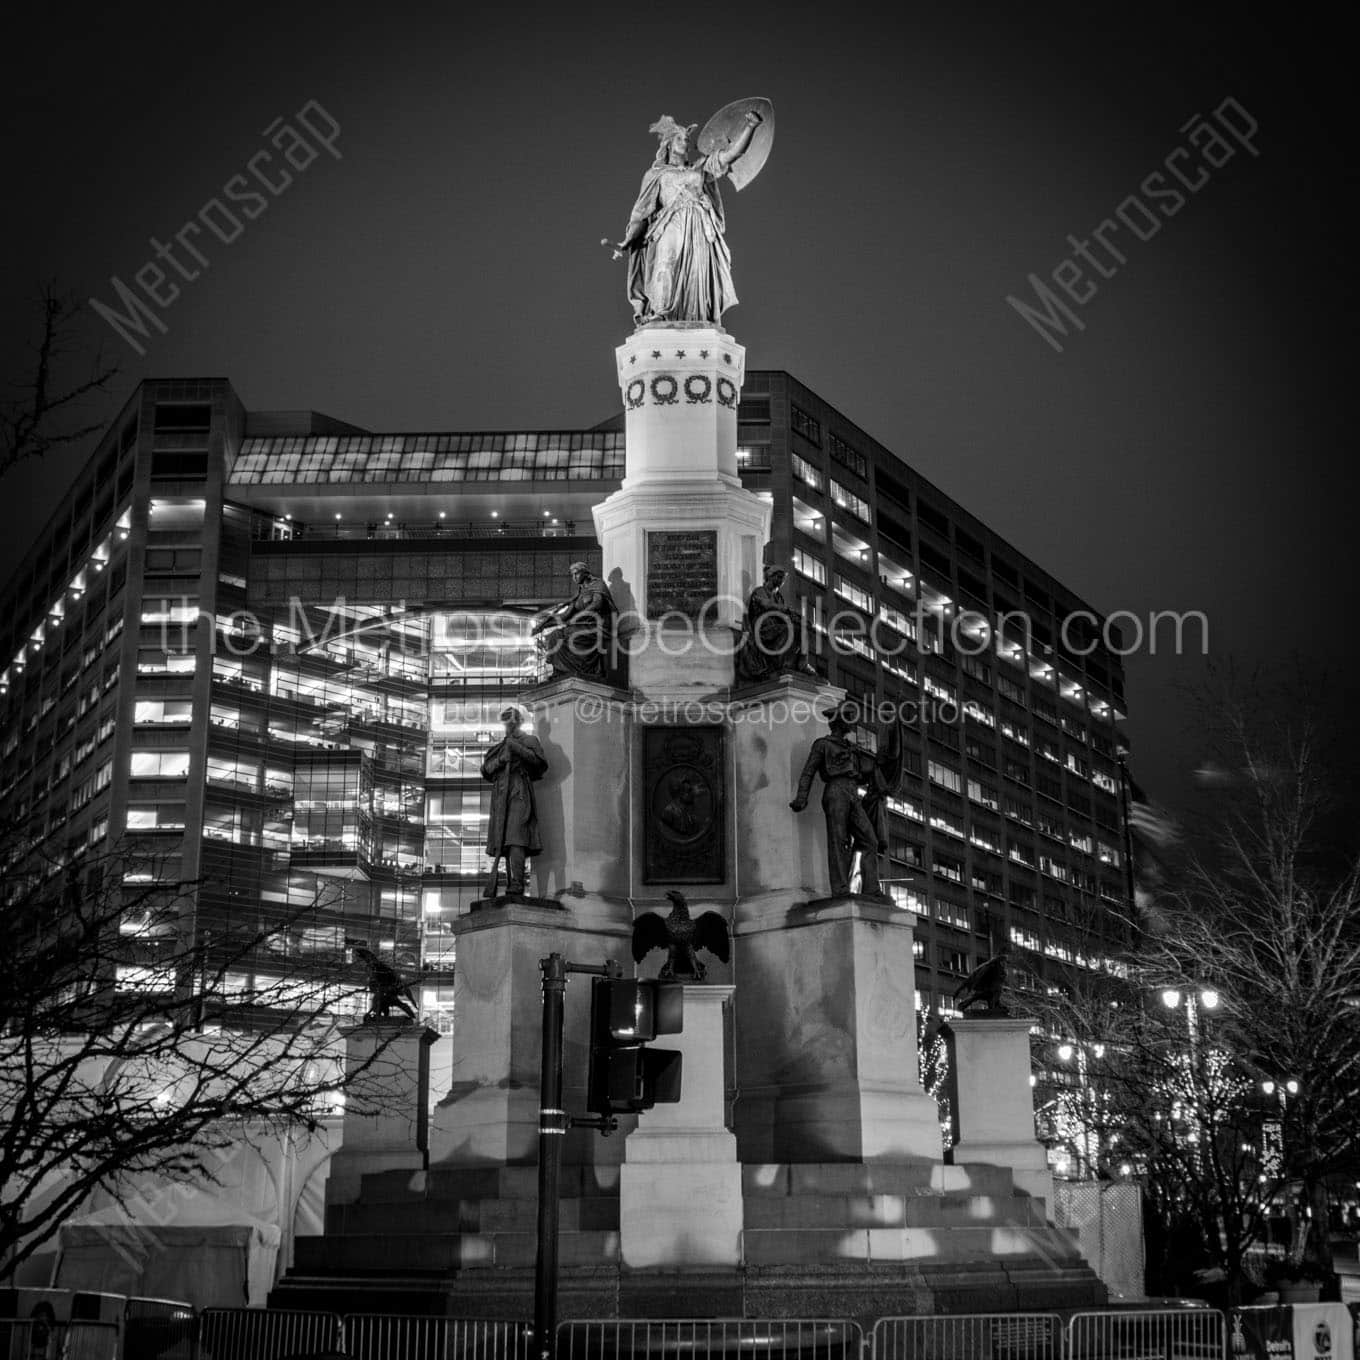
[1262,1078,1300,1098]
[1161,988,1182,1010]
[1200,990,1220,1010]
[1058,1042,1074,1062]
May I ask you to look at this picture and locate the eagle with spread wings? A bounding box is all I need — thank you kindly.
[953,949,1009,1016]
[632,890,731,981]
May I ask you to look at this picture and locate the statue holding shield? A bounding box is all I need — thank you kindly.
[612,98,775,327]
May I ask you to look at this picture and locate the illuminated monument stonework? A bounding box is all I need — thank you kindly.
[274,103,1105,1318]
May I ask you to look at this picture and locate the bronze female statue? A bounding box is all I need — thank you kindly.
[613,100,774,327]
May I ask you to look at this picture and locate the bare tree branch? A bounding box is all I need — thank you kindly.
[0,835,412,1280]
[1,282,120,479]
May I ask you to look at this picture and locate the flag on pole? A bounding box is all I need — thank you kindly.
[1120,763,1180,929]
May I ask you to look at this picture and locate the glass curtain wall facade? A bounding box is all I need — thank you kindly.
[0,375,1133,1051]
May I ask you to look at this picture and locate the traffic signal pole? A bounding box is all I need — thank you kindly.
[533,953,567,1360]
[533,953,620,1360]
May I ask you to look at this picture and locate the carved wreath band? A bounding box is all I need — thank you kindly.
[650,375,680,405]
[626,373,739,409]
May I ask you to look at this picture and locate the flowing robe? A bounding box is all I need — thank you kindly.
[625,151,737,325]
[542,577,616,681]
[736,582,803,681]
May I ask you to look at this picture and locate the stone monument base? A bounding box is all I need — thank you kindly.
[945,1015,1056,1204]
[619,985,741,1269]
[468,894,565,913]
[275,1156,1105,1321]
[734,895,944,1164]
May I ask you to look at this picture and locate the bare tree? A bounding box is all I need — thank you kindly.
[0,839,405,1282]
[1026,668,1360,1296]
[1028,967,1275,1298]
[1,283,119,479]
[1137,671,1360,1282]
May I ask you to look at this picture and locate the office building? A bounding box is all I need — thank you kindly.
[0,374,1132,1037]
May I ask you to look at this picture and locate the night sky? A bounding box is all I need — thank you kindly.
[2,2,1352,821]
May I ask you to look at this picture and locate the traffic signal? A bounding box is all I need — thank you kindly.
[586,977,684,1115]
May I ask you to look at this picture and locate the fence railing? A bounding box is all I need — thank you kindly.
[109,1302,1331,1360]
[0,1318,120,1360]
[873,1312,1065,1360]
[1065,1308,1225,1359]
[124,1298,197,1359]
[343,1314,536,1360]
[555,1318,864,1360]
[197,1306,342,1359]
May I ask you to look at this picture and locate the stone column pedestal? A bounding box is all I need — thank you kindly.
[620,985,742,1268]
[427,900,633,1170]
[733,896,943,1164]
[327,1022,437,1206]
[593,326,771,700]
[518,675,633,903]
[945,1015,1054,1205]
[730,675,842,906]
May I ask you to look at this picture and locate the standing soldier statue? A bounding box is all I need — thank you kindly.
[481,704,548,902]
[790,701,898,902]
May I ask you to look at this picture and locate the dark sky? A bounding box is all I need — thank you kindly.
[2,2,1353,820]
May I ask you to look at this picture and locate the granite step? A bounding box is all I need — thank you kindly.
[741,1162,1022,1198]
[339,1162,622,1207]
[295,1228,619,1273]
[743,1192,1048,1231]
[326,1195,619,1236]
[742,1222,1084,1266]
[268,1271,458,1316]
[425,1164,619,1200]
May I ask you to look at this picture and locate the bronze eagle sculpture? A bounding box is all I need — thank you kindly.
[632,890,731,981]
[346,938,417,1021]
[953,949,1009,1015]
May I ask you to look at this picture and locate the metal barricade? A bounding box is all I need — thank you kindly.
[0,1318,120,1360]
[124,1296,197,1360]
[872,1312,1064,1360]
[556,1318,864,1360]
[1065,1308,1225,1359]
[343,1314,535,1360]
[198,1306,343,1359]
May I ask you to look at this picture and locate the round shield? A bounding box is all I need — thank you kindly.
[697,96,775,191]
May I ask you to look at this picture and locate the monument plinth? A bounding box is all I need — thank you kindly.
[327,1022,437,1206]
[594,329,769,698]
[619,985,741,1268]
[945,1014,1056,1205]
[734,895,944,1164]
[428,900,633,1170]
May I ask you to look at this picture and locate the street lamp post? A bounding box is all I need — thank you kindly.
[1159,986,1220,1151]
[1056,1039,1104,1179]
[1259,1077,1299,1176]
[1259,1078,1301,1257]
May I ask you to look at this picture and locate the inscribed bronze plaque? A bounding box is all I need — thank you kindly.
[646,530,718,620]
[643,725,725,884]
